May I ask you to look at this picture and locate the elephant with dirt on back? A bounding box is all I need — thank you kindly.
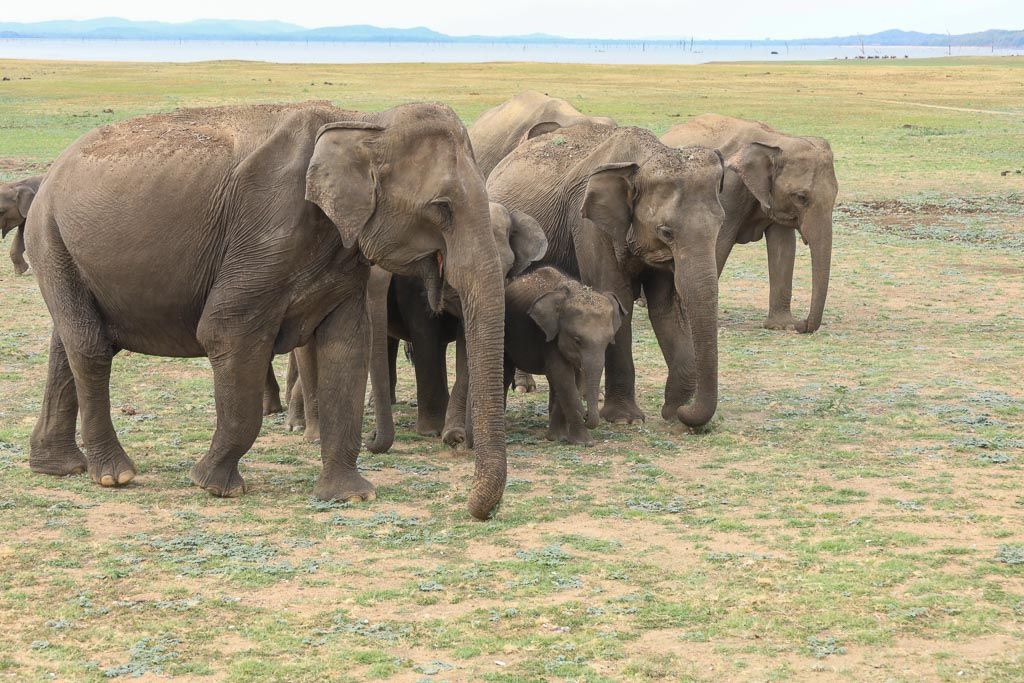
[25,101,510,520]
[661,114,838,333]
[0,174,42,275]
[488,123,725,428]
[469,90,616,178]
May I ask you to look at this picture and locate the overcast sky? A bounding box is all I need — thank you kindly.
[4,0,1022,40]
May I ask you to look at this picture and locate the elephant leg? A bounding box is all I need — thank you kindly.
[65,342,136,488]
[600,295,645,424]
[410,333,449,437]
[189,344,270,497]
[29,330,87,477]
[365,267,394,454]
[442,329,469,448]
[546,354,591,445]
[764,224,798,330]
[512,369,537,393]
[262,360,283,416]
[10,225,29,275]
[285,351,305,432]
[387,336,399,405]
[716,226,737,277]
[292,343,320,442]
[312,291,376,503]
[644,271,696,420]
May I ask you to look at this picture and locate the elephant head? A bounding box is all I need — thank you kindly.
[0,176,41,275]
[527,275,625,429]
[489,203,548,279]
[303,103,507,520]
[726,137,838,333]
[582,145,725,428]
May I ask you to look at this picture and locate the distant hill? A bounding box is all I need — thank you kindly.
[797,29,1024,49]
[0,18,1021,47]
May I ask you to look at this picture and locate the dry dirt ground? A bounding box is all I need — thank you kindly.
[0,58,1022,681]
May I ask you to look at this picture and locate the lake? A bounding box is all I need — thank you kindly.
[0,38,1017,64]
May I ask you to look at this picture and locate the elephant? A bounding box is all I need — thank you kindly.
[284,202,548,453]
[0,175,43,275]
[487,123,725,428]
[503,266,624,445]
[469,91,616,177]
[24,101,510,520]
[660,115,838,333]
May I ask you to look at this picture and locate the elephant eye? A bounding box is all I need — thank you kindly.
[793,192,810,207]
[429,198,453,229]
[656,225,675,244]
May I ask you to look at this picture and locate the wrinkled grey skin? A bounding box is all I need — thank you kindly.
[488,123,725,428]
[661,114,838,333]
[0,175,42,275]
[25,101,509,520]
[286,203,548,454]
[504,266,624,445]
[469,91,616,177]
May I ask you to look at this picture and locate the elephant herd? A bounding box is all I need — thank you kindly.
[1,91,837,520]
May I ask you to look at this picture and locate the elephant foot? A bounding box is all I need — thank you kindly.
[190,458,246,497]
[442,426,466,449]
[86,446,137,487]
[303,423,321,444]
[262,395,284,416]
[600,397,645,424]
[13,260,29,276]
[763,313,797,331]
[313,469,376,503]
[561,426,594,446]
[512,370,537,393]
[794,318,819,334]
[415,416,444,438]
[29,441,88,477]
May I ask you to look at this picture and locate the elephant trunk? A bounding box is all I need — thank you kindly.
[675,252,719,429]
[796,209,833,334]
[446,233,507,520]
[582,354,603,429]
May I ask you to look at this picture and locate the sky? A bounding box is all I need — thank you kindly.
[3,0,1022,40]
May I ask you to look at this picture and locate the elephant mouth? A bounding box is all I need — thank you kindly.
[416,251,446,314]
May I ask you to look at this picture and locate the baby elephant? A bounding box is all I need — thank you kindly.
[504,267,624,445]
[0,175,42,275]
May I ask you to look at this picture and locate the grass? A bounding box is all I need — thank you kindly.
[0,56,1023,681]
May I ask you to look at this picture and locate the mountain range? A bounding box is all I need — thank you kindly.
[0,18,1021,48]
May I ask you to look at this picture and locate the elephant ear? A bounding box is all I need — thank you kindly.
[726,142,781,213]
[581,162,638,246]
[528,286,570,342]
[305,121,384,249]
[507,209,548,276]
[603,291,628,335]
[518,121,563,145]
[16,185,36,223]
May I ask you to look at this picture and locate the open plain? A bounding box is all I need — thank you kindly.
[0,57,1022,681]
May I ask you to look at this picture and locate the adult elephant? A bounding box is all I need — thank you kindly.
[488,123,725,428]
[0,174,43,275]
[469,91,616,177]
[661,115,838,333]
[286,202,547,452]
[25,102,509,520]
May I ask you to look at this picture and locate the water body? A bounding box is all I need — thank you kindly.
[0,39,1017,64]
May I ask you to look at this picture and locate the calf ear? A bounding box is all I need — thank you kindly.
[508,209,548,276]
[604,292,628,334]
[16,185,36,222]
[725,142,780,213]
[527,286,570,342]
[305,121,384,249]
[582,162,638,247]
[518,121,562,146]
